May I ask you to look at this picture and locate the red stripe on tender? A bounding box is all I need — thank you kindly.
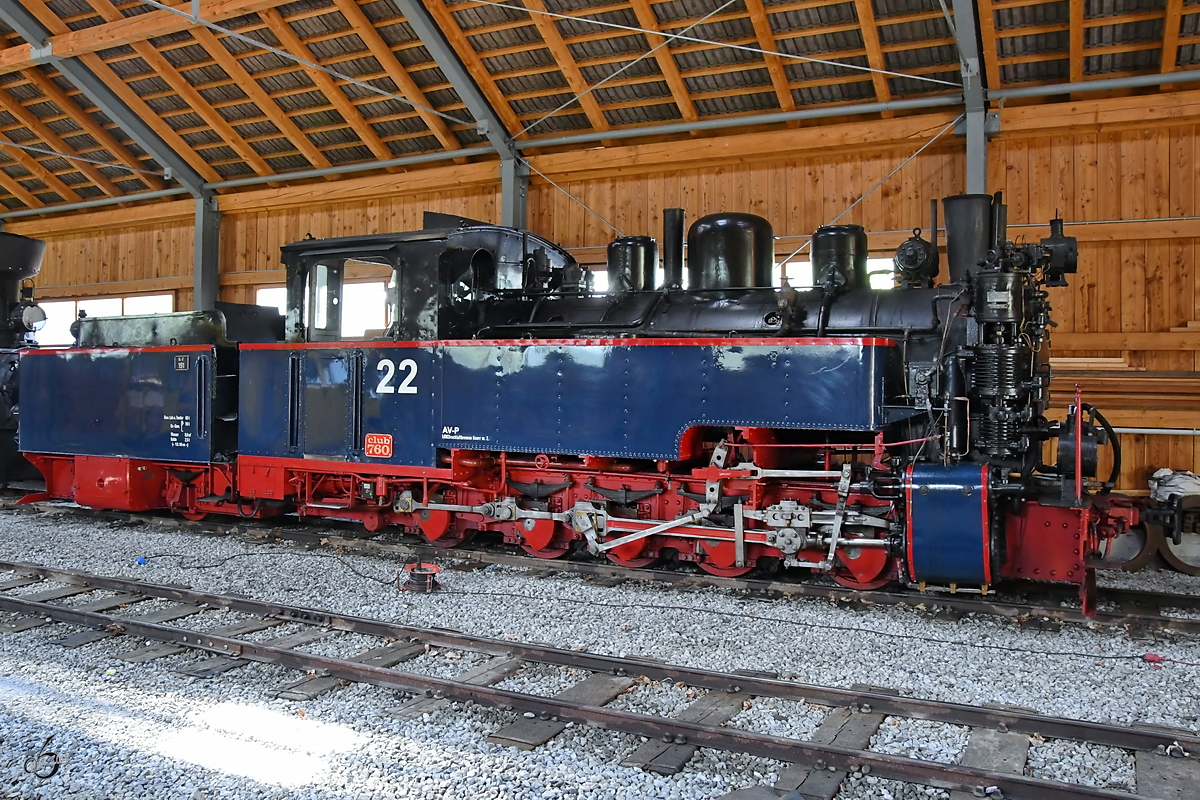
[240,336,898,351]
[21,344,214,355]
[904,463,916,580]
[237,454,453,480]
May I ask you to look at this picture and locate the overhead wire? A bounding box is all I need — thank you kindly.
[0,138,165,177]
[778,113,964,267]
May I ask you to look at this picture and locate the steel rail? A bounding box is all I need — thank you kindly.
[1,559,1196,761]
[14,501,1200,634]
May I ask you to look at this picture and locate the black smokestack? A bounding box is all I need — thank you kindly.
[662,207,684,289]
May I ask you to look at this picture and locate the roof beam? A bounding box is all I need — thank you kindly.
[259,8,398,167]
[328,0,463,154]
[0,0,209,194]
[0,132,81,200]
[1162,0,1183,73]
[976,0,1001,90]
[1069,0,1084,83]
[853,0,892,105]
[0,160,43,208]
[21,66,165,190]
[399,0,520,152]
[744,0,796,113]
[627,0,700,122]
[0,0,285,76]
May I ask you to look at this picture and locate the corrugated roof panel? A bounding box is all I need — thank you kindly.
[794,79,875,105]
[3,83,38,103]
[555,9,639,37]
[396,45,436,68]
[1182,12,1200,34]
[995,2,1069,30]
[307,128,361,147]
[1003,61,1068,84]
[107,57,151,80]
[278,0,335,18]
[672,47,763,71]
[883,44,957,70]
[377,22,420,47]
[567,34,650,60]
[1178,43,1199,66]
[684,68,773,93]
[46,0,94,20]
[287,11,349,40]
[524,111,592,131]
[769,3,858,34]
[340,76,398,102]
[453,4,530,30]
[878,17,952,44]
[652,0,744,24]
[255,72,316,95]
[997,31,1069,56]
[326,144,376,163]
[179,65,230,87]
[1084,48,1159,73]
[307,34,369,62]
[200,145,239,163]
[593,81,674,103]
[482,49,559,75]
[161,42,210,69]
[695,91,780,116]
[147,97,193,118]
[604,102,682,125]
[887,69,958,94]
[252,136,297,154]
[197,84,249,105]
[784,54,870,81]
[546,0,627,11]
[1084,0,1164,17]
[777,29,864,55]
[265,154,312,171]
[277,92,336,113]
[357,98,423,119]
[330,56,384,79]
[360,0,401,23]
[468,26,543,54]
[239,51,296,75]
[410,66,448,89]
[669,18,756,42]
[425,88,463,107]
[387,135,442,154]
[181,130,223,147]
[496,72,571,95]
[1085,19,1163,44]
[235,120,282,140]
[293,109,345,130]
[873,0,942,18]
[369,117,429,136]
[510,93,582,115]
[219,102,265,122]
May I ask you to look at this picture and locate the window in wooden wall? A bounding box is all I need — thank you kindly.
[36,294,175,346]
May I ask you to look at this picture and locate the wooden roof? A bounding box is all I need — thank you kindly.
[0,0,1194,211]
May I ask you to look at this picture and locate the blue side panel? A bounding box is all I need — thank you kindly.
[439,342,891,459]
[238,349,293,457]
[906,463,991,584]
[238,346,439,467]
[19,347,216,463]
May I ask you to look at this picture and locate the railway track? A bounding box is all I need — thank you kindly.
[0,559,1197,800]
[15,500,1200,639]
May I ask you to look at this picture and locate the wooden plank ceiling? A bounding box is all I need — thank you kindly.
[0,0,1193,213]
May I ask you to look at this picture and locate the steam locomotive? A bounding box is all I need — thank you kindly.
[15,195,1149,611]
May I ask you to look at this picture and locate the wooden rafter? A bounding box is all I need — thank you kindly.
[259,8,396,164]
[21,67,166,190]
[190,26,332,171]
[1069,0,1084,82]
[852,0,891,104]
[626,0,700,122]
[1162,0,1183,73]
[744,0,796,112]
[422,0,522,137]
[328,0,463,152]
[0,159,44,208]
[0,135,78,201]
[0,86,123,196]
[976,0,1002,90]
[522,0,610,131]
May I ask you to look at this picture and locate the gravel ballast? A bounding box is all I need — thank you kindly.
[1,507,1198,799]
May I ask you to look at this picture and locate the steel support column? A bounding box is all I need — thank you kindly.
[949,0,987,194]
[500,158,529,229]
[194,193,220,311]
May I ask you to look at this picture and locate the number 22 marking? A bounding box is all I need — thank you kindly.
[376,358,418,394]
